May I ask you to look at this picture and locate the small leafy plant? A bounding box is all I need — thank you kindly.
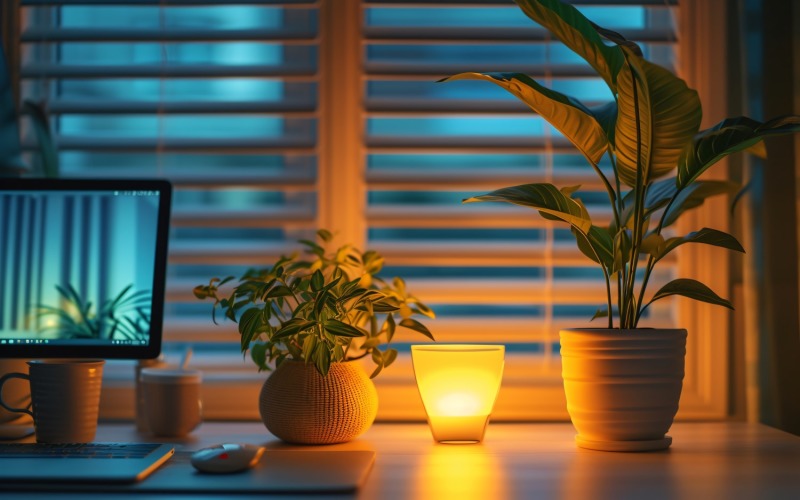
[194,230,435,377]
[35,283,151,340]
[442,0,800,329]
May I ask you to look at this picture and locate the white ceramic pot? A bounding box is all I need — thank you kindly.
[560,328,687,452]
[259,360,378,445]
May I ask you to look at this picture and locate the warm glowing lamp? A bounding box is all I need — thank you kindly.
[411,345,505,443]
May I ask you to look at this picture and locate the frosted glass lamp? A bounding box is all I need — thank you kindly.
[411,345,505,443]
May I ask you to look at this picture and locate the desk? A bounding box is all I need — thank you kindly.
[13,421,800,499]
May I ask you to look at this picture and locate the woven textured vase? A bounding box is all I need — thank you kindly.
[560,328,686,452]
[259,360,378,444]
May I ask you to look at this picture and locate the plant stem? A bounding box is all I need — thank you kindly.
[626,60,646,329]
[606,152,626,326]
[576,230,613,328]
[634,191,680,326]
[590,160,621,232]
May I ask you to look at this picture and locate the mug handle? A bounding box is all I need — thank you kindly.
[0,373,34,417]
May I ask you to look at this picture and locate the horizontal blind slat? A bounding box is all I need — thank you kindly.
[172,207,315,227]
[43,100,316,115]
[365,98,606,114]
[363,27,676,44]
[23,137,316,152]
[21,64,317,79]
[364,63,604,78]
[21,28,317,43]
[366,168,608,190]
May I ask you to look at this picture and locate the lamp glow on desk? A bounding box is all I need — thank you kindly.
[411,345,504,443]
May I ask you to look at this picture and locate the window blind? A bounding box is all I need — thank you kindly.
[17,0,688,420]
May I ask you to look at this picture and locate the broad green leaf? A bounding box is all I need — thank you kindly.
[589,21,642,57]
[319,275,343,294]
[313,343,330,377]
[621,179,738,228]
[324,319,365,338]
[265,285,293,299]
[614,47,702,188]
[662,180,739,227]
[645,278,733,311]
[464,183,592,234]
[613,228,632,274]
[677,115,800,189]
[572,225,614,270]
[639,232,665,258]
[380,313,396,342]
[383,348,399,368]
[317,228,333,242]
[272,318,315,341]
[411,301,436,319]
[369,298,401,313]
[592,101,618,146]
[371,348,383,366]
[440,72,609,164]
[657,228,744,263]
[370,364,383,379]
[310,269,324,292]
[250,343,270,371]
[399,318,434,341]
[333,344,345,363]
[239,307,264,338]
[313,290,331,318]
[302,333,317,360]
[238,308,263,351]
[513,0,624,91]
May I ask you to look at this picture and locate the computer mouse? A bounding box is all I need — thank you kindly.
[190,443,265,474]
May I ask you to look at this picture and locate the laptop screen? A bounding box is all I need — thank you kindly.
[0,179,171,359]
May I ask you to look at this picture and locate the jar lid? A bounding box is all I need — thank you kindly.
[140,368,201,384]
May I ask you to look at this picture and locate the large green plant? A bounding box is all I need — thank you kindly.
[194,230,435,377]
[441,0,800,329]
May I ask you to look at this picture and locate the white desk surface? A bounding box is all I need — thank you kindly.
[10,421,800,499]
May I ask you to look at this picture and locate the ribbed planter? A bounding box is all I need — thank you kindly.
[560,328,687,452]
[259,360,378,445]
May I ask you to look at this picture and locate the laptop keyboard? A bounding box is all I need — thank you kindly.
[0,443,162,459]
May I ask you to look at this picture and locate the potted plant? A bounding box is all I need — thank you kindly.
[442,0,800,451]
[194,230,435,444]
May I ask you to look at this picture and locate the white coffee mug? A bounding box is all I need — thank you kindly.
[0,359,104,443]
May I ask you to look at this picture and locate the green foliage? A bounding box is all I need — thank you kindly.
[194,230,435,377]
[445,0,800,328]
[35,283,151,340]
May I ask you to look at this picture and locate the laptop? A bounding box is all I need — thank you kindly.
[0,178,174,483]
